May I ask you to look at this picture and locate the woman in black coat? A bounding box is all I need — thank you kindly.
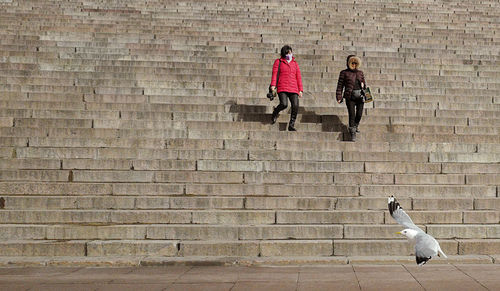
[336,55,367,141]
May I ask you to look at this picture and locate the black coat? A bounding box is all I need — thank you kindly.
[336,69,366,102]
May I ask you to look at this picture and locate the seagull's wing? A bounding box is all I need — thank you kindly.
[415,233,439,265]
[388,196,423,232]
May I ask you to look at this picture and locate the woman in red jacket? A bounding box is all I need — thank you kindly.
[270,45,303,131]
[336,55,366,141]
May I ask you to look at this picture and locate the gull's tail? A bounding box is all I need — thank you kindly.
[438,246,448,258]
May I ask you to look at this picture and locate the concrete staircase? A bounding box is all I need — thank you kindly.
[0,0,499,264]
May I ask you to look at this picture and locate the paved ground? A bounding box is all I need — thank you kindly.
[0,264,499,291]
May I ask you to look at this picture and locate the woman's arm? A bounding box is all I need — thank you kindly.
[361,71,366,89]
[336,71,345,102]
[296,62,303,96]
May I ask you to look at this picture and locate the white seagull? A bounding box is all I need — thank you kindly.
[388,196,447,265]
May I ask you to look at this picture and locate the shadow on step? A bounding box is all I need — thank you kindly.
[225,101,348,136]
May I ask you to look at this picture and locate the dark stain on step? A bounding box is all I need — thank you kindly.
[0,197,5,209]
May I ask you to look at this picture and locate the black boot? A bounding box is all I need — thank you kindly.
[288,113,297,131]
[271,108,279,124]
[349,126,357,142]
[355,123,360,133]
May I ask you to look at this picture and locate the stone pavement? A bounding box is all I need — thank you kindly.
[1,264,499,291]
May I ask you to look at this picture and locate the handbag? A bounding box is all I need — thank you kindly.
[350,79,364,103]
[351,89,364,103]
[363,87,373,102]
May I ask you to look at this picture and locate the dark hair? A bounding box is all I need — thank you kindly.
[280,45,293,58]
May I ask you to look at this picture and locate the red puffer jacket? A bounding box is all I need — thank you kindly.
[270,57,303,94]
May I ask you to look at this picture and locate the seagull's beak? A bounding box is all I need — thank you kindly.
[395,231,401,234]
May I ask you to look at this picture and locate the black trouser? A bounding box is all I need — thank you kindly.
[273,92,299,126]
[345,97,364,128]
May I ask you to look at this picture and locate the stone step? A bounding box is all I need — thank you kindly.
[182,139,484,154]
[73,170,243,183]
[427,225,500,239]
[474,198,500,210]
[6,67,496,91]
[28,137,166,149]
[88,240,180,257]
[274,140,478,153]
[369,132,496,144]
[3,123,500,142]
[359,185,496,198]
[5,61,500,80]
[0,210,285,224]
[0,137,27,147]
[387,142,479,153]
[412,198,475,210]
[364,161,500,174]
[0,195,248,210]
[0,224,341,240]
[0,254,494,266]
[29,109,119,119]
[2,195,495,211]
[0,127,188,139]
[277,210,484,224]
[182,240,331,257]
[470,118,500,127]
[430,152,500,163]
[332,239,460,256]
[244,197,334,210]
[1,23,488,33]
[0,240,87,257]
[2,238,496,257]
[6,44,496,65]
[0,100,86,111]
[393,174,465,185]
[442,163,500,174]
[2,223,499,241]
[2,86,499,111]
[0,170,71,182]
[10,73,499,94]
[0,6,489,12]
[0,182,188,196]
[185,183,358,197]
[90,94,495,110]
[0,158,62,170]
[335,197,481,211]
[92,148,249,160]
[0,63,498,90]
[0,239,188,257]
[7,42,499,64]
[2,158,494,176]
